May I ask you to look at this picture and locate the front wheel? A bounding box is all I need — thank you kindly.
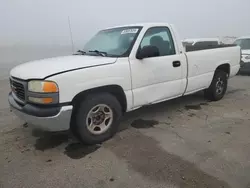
[72,93,122,145]
[204,70,228,101]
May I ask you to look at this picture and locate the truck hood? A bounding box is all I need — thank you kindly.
[10,55,117,80]
[242,49,250,55]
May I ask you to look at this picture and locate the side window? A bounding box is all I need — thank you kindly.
[139,27,176,56]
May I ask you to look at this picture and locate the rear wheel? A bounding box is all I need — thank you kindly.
[72,93,122,145]
[204,70,228,101]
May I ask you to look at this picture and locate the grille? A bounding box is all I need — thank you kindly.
[10,78,26,102]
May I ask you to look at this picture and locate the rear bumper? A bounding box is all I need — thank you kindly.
[8,92,72,131]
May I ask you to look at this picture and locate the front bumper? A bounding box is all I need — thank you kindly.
[8,93,72,131]
[238,61,250,75]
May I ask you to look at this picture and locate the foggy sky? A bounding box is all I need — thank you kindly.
[1,0,249,47]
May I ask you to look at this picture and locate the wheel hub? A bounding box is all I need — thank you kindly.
[86,104,113,135]
[93,111,105,125]
[216,77,224,95]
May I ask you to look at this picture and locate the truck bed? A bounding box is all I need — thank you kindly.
[184,45,241,95]
[185,44,237,52]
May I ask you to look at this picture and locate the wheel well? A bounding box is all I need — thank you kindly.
[71,85,127,113]
[216,64,230,76]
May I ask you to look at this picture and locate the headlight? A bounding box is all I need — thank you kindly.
[245,55,250,60]
[28,80,58,93]
[28,80,59,104]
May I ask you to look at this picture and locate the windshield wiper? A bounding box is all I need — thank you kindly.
[89,50,107,57]
[73,50,86,55]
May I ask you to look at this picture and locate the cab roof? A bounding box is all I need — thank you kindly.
[104,22,172,30]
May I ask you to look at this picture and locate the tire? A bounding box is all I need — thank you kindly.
[72,93,122,145]
[204,70,228,101]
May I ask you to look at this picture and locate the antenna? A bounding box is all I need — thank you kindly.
[68,16,75,53]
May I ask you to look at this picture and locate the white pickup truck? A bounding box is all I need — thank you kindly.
[9,23,240,144]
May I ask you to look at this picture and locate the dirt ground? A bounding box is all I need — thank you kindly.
[1,76,250,188]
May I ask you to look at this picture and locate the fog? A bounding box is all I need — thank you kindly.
[0,0,249,79]
[1,0,250,48]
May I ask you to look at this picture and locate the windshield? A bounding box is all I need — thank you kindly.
[234,38,250,50]
[82,26,142,57]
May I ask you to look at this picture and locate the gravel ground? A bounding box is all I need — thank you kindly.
[1,76,250,188]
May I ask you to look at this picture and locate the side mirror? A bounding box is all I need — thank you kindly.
[136,45,160,60]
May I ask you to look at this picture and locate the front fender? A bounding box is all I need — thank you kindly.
[47,59,133,109]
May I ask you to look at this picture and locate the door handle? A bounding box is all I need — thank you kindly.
[173,61,181,67]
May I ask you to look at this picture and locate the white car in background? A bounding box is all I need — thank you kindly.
[234,36,250,74]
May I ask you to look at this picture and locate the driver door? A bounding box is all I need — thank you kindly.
[129,26,185,108]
